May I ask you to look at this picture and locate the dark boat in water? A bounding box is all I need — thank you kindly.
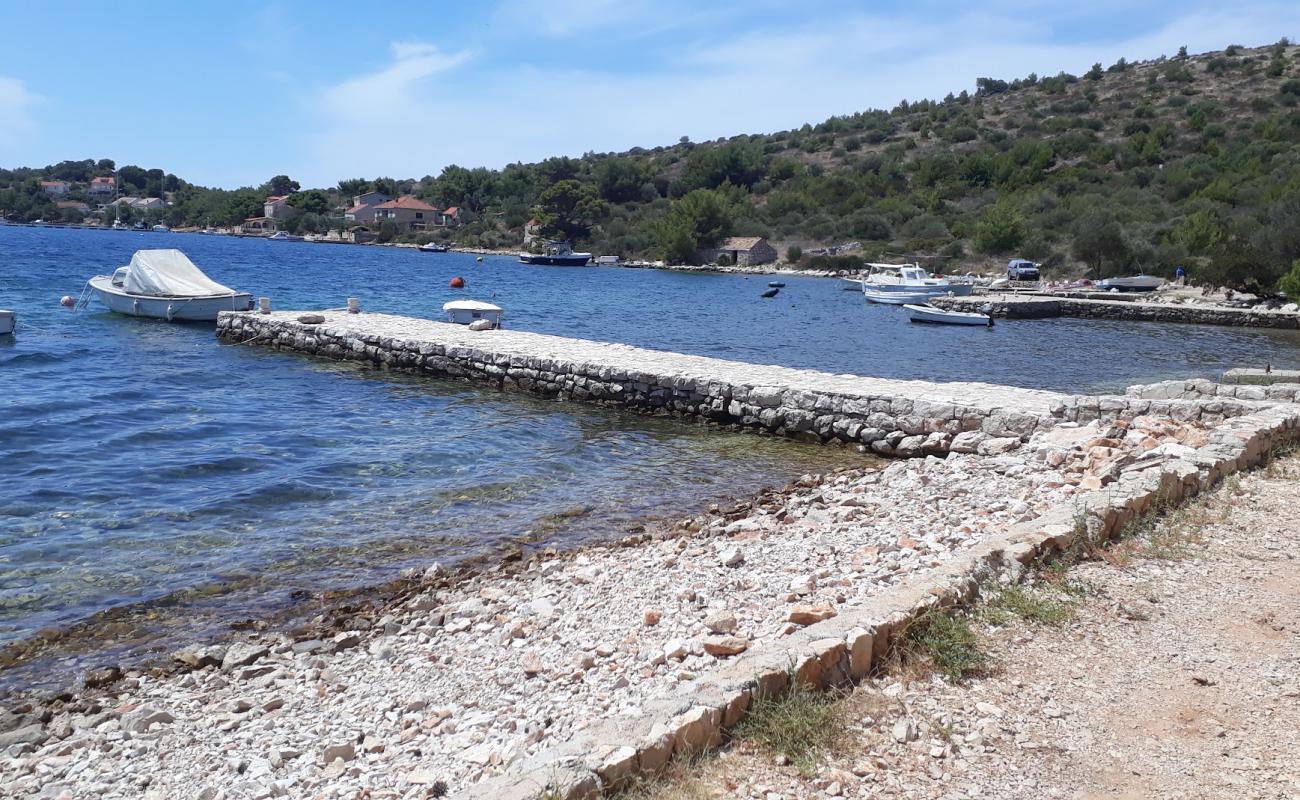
[519,240,592,266]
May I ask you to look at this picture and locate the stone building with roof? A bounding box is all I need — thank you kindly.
[699,236,778,266]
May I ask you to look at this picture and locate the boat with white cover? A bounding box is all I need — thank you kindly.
[904,303,993,326]
[442,300,503,327]
[858,263,974,296]
[86,249,253,322]
[0,310,14,335]
[1097,274,1165,292]
[863,289,935,305]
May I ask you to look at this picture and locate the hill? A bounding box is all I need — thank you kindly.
[5,40,1300,293]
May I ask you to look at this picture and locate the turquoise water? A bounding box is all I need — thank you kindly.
[3,225,1299,690]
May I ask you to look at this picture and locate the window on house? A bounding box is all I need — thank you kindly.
[416,212,423,219]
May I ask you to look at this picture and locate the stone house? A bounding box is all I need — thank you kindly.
[700,236,778,266]
[264,195,301,220]
[40,181,70,196]
[372,196,439,230]
[344,191,391,225]
[88,176,117,196]
[56,200,91,216]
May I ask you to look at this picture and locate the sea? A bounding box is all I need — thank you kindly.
[3,224,1299,692]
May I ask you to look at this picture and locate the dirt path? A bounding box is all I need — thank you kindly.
[632,457,1300,800]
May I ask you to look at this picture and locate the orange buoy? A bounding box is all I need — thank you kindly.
[60,295,75,307]
[450,276,465,288]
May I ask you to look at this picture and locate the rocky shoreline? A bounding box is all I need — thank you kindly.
[0,413,1227,799]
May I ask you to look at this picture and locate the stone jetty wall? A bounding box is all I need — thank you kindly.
[930,295,1300,329]
[1125,378,1300,404]
[217,311,1066,457]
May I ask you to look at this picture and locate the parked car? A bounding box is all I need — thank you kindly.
[1007,259,1041,280]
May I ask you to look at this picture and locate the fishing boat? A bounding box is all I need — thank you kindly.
[442,300,502,327]
[84,249,253,322]
[519,240,592,266]
[863,289,936,305]
[1097,275,1165,292]
[0,310,14,335]
[858,264,974,297]
[418,242,448,253]
[905,303,993,327]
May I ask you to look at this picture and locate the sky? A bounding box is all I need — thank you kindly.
[1,1,1298,189]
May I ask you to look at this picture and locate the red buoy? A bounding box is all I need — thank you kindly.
[450,276,465,288]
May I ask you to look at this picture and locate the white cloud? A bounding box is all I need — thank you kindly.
[0,77,38,151]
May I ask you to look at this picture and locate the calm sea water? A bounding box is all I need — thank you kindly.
[3,225,1299,690]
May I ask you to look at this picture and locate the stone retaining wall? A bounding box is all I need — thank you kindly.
[930,295,1300,329]
[458,399,1300,799]
[1125,378,1300,404]
[217,311,1066,457]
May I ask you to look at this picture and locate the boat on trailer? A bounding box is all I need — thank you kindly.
[85,249,253,322]
[904,303,993,327]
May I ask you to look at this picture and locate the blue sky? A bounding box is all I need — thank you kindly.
[1,1,1297,189]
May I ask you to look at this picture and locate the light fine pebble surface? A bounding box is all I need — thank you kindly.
[0,414,1218,799]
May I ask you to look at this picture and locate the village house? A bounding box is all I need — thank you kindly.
[438,206,462,227]
[88,176,117,196]
[40,180,70,196]
[344,191,391,225]
[56,200,91,216]
[112,196,164,211]
[263,195,301,220]
[700,236,778,266]
[372,196,439,231]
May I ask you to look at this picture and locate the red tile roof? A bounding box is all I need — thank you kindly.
[373,195,438,212]
[443,207,460,215]
[40,180,68,187]
[91,176,115,185]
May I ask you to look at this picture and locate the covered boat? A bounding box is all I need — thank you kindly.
[442,300,503,327]
[86,249,253,322]
[904,303,993,326]
[0,310,14,335]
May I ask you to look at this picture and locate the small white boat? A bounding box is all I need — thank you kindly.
[418,242,448,253]
[151,224,170,233]
[0,310,14,335]
[442,300,503,327]
[1098,275,1165,292]
[905,303,993,327]
[863,289,935,305]
[268,231,304,242]
[86,249,253,322]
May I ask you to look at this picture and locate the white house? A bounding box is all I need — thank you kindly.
[264,195,301,220]
[40,181,70,196]
[344,191,391,225]
[88,176,117,196]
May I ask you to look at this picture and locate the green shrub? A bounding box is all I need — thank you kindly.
[785,244,802,262]
[1279,259,1300,301]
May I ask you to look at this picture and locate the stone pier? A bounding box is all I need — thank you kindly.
[930,294,1300,328]
[218,310,1069,457]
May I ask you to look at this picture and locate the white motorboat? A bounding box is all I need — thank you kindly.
[442,300,503,327]
[905,303,993,327]
[418,242,448,253]
[1097,274,1165,292]
[863,289,936,305]
[0,310,14,335]
[151,224,170,233]
[520,240,593,266]
[268,231,304,242]
[85,249,253,322]
[859,264,974,296]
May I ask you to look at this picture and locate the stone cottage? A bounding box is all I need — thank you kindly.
[700,236,778,266]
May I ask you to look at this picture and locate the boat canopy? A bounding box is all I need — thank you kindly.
[121,249,236,297]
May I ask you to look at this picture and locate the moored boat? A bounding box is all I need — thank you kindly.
[418,242,448,253]
[85,249,253,322]
[904,303,993,327]
[0,310,14,335]
[1097,274,1165,292]
[443,300,503,327]
[519,240,592,266]
[863,289,936,305]
[857,263,974,296]
[268,231,304,242]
